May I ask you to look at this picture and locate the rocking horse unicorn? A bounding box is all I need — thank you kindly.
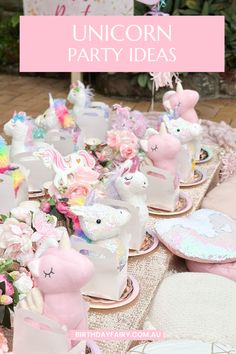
[106,158,149,250]
[34,144,99,189]
[4,112,44,158]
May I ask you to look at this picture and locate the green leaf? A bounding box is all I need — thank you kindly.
[202,1,209,15]
[137,74,149,88]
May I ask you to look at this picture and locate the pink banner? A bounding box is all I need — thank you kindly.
[20,16,225,72]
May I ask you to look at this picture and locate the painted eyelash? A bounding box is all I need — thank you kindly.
[124,176,133,181]
[43,267,55,278]
[151,145,158,151]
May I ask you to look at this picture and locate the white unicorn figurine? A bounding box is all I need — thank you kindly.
[67,81,110,119]
[35,93,76,132]
[71,201,131,300]
[163,116,202,161]
[106,159,149,250]
[34,144,99,189]
[4,112,44,158]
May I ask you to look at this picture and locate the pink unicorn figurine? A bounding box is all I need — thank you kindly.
[140,124,181,176]
[163,81,200,123]
[27,233,94,335]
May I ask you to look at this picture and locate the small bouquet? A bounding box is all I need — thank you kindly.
[0,259,32,328]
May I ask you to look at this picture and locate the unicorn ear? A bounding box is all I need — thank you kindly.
[160,122,168,135]
[59,231,71,250]
[140,139,148,153]
[78,81,85,89]
[176,81,184,94]
[163,100,172,112]
[34,238,59,258]
[28,259,40,278]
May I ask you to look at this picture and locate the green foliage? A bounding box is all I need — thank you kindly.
[134,0,236,89]
[0,13,20,66]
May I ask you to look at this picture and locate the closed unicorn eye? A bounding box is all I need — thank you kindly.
[43,267,55,278]
[151,145,158,151]
[124,176,133,181]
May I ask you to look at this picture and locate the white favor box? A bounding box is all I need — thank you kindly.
[12,152,54,192]
[13,309,86,354]
[0,174,28,215]
[45,130,76,156]
[76,109,109,149]
[140,164,179,212]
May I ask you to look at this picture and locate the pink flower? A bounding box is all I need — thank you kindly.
[107,130,121,149]
[120,144,136,160]
[0,332,8,354]
[41,201,51,213]
[120,130,138,147]
[0,218,34,266]
[0,275,14,297]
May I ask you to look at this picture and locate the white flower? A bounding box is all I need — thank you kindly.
[14,273,33,299]
[11,207,32,225]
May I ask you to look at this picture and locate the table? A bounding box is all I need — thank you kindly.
[88,146,221,354]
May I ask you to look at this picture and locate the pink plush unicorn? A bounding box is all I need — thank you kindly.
[140,124,181,176]
[27,234,94,334]
[163,81,200,123]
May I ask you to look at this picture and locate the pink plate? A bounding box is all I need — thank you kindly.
[196,146,213,164]
[180,168,207,188]
[129,233,159,257]
[148,191,193,217]
[84,275,140,310]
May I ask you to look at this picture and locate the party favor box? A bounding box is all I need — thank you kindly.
[13,309,86,354]
[0,173,28,215]
[12,152,54,192]
[71,199,132,301]
[140,164,179,212]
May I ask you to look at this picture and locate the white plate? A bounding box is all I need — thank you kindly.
[128,340,236,354]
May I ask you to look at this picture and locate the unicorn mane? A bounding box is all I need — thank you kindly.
[44,146,67,170]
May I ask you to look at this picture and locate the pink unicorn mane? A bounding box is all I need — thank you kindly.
[25,120,34,147]
[45,147,67,170]
[78,151,95,169]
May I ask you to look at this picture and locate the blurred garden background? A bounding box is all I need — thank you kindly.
[0,0,236,131]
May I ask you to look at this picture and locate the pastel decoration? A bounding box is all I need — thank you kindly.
[155,209,236,263]
[4,112,44,158]
[112,104,147,138]
[26,232,95,335]
[140,125,181,211]
[35,94,76,132]
[128,340,236,354]
[34,144,99,189]
[106,159,149,250]
[13,309,88,354]
[163,116,202,162]
[163,82,200,123]
[140,125,181,176]
[144,273,236,347]
[202,174,236,219]
[71,200,131,300]
[0,136,10,174]
[68,81,109,120]
[186,259,236,282]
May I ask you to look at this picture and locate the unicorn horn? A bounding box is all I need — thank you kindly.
[49,93,55,110]
[59,231,71,250]
[176,81,184,93]
[160,122,168,135]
